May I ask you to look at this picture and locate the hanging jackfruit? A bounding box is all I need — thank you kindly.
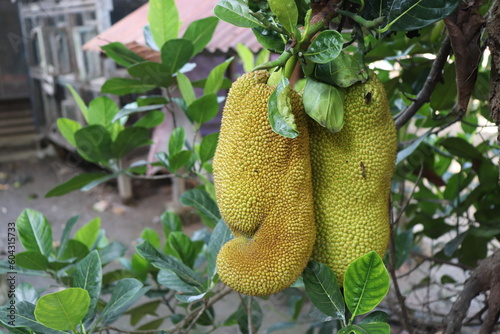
[213,71,316,296]
[309,73,397,286]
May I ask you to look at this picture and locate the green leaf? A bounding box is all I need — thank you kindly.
[87,96,119,126]
[430,63,456,111]
[359,310,389,324]
[183,16,219,55]
[344,251,390,319]
[164,231,200,268]
[313,51,368,87]
[111,127,152,159]
[34,288,90,331]
[59,239,89,262]
[168,150,192,173]
[73,251,102,321]
[0,301,68,334]
[252,26,285,52]
[393,229,414,269]
[338,322,390,334]
[161,39,194,74]
[66,85,89,122]
[113,102,167,123]
[100,42,145,67]
[207,220,233,279]
[97,241,127,265]
[385,0,460,32]
[15,251,48,271]
[236,297,263,334]
[169,127,186,156]
[237,43,254,72]
[199,132,219,163]
[56,118,82,147]
[157,270,201,293]
[148,0,179,48]
[74,125,113,163]
[16,283,39,304]
[186,94,220,127]
[161,211,183,237]
[45,173,109,198]
[204,57,234,95]
[136,241,204,289]
[99,278,149,326]
[303,261,345,322]
[134,110,165,128]
[269,0,298,35]
[396,133,428,165]
[440,137,482,160]
[73,217,101,250]
[101,78,157,95]
[180,188,221,228]
[268,76,298,138]
[16,209,53,257]
[127,62,174,88]
[303,78,344,132]
[304,30,343,64]
[140,228,161,249]
[176,72,196,105]
[175,292,207,303]
[214,0,263,28]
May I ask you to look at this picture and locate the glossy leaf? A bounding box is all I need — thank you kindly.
[140,228,161,249]
[136,241,204,289]
[97,241,127,265]
[385,0,461,32]
[59,239,89,262]
[161,211,183,237]
[111,127,152,159]
[199,132,219,163]
[168,127,186,156]
[161,39,194,74]
[204,57,234,95]
[148,0,179,48]
[176,72,196,105]
[269,0,298,35]
[214,0,263,28]
[112,102,167,123]
[101,78,157,95]
[0,301,68,334]
[440,137,482,160]
[87,96,119,128]
[99,278,149,326]
[56,118,82,147]
[16,283,39,304]
[183,16,219,55]
[168,150,192,173]
[16,209,53,257]
[344,252,390,319]
[304,30,343,64]
[157,270,201,293]
[74,217,100,250]
[252,26,285,52]
[360,310,390,324]
[15,251,48,271]
[303,261,345,321]
[268,76,299,138]
[338,322,390,334]
[207,220,233,279]
[237,43,254,72]
[430,63,457,111]
[66,85,89,123]
[303,78,344,132]
[133,110,165,128]
[164,231,200,268]
[34,288,90,331]
[186,94,220,127]
[100,42,145,67]
[393,229,414,269]
[180,188,221,228]
[396,133,428,165]
[125,300,162,327]
[74,125,113,163]
[313,52,369,87]
[73,251,102,320]
[127,62,173,88]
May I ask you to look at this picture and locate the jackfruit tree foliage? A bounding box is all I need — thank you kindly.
[213,71,316,296]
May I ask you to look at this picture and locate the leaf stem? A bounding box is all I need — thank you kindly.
[253,50,293,71]
[336,9,385,29]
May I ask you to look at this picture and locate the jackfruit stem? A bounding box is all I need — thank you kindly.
[284,55,298,81]
[253,50,292,72]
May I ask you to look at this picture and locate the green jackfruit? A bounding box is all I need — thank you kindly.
[213,71,316,296]
[309,73,397,286]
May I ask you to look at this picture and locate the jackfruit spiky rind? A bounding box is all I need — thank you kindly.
[213,71,316,296]
[310,73,397,286]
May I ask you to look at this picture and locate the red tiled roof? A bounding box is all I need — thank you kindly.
[83,1,261,53]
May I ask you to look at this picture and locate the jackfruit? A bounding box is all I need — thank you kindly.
[309,73,397,286]
[213,71,316,296]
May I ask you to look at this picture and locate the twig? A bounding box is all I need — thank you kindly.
[388,213,415,334]
[247,296,255,334]
[394,36,452,129]
[393,163,424,226]
[412,251,474,271]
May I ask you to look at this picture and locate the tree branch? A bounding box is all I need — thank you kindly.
[442,250,500,334]
[394,36,452,129]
